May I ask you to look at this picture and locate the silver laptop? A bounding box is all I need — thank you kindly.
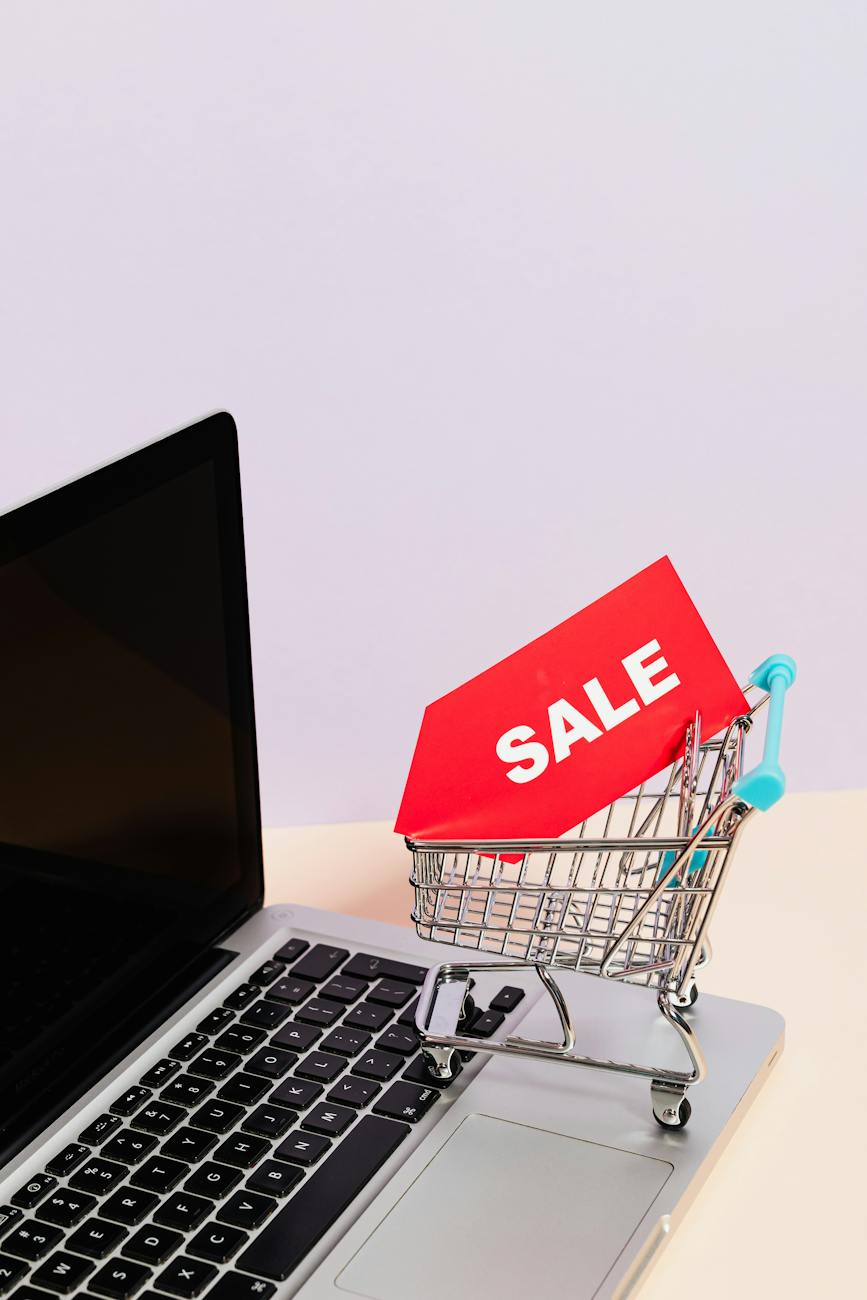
[0,414,783,1300]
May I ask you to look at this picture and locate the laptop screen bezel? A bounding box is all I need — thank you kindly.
[0,409,265,939]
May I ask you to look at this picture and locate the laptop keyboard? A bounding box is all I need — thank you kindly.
[0,940,523,1299]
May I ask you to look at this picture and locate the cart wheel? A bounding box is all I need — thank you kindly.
[422,1045,458,1083]
[651,1089,692,1130]
[670,982,698,1010]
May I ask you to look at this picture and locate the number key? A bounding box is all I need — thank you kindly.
[69,1158,127,1196]
[2,1220,63,1260]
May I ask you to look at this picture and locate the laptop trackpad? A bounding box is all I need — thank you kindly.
[336,1114,673,1300]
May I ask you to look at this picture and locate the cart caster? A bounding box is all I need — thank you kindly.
[421,1044,459,1082]
[651,1082,692,1130]
[670,982,698,1010]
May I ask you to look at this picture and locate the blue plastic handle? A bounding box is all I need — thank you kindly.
[731,653,797,811]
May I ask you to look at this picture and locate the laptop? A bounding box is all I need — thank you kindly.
[0,413,783,1300]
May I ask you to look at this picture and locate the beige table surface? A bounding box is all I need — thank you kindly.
[264,790,867,1299]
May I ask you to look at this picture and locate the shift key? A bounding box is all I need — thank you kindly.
[237,1115,409,1280]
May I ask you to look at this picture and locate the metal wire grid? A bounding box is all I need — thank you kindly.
[410,700,756,992]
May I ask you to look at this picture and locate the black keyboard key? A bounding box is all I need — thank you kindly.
[0,1256,27,1291]
[189,1101,244,1134]
[217,1074,269,1107]
[196,1009,235,1036]
[7,1287,47,1300]
[139,1059,180,1089]
[153,1194,211,1233]
[249,962,283,987]
[397,997,420,1027]
[245,1163,303,1198]
[264,977,315,1007]
[184,1164,241,1200]
[206,1274,276,1300]
[216,1193,276,1231]
[241,1106,295,1140]
[131,1103,185,1137]
[341,953,427,985]
[273,1132,330,1167]
[161,1076,215,1108]
[239,1002,290,1032]
[272,938,309,964]
[156,1256,217,1298]
[0,1208,21,1238]
[320,1027,370,1058]
[301,1103,354,1138]
[402,1053,463,1089]
[36,1189,95,1227]
[376,1026,418,1055]
[343,1002,391,1033]
[30,1250,94,1293]
[223,984,258,1012]
[239,1116,410,1280]
[129,1158,189,1195]
[470,1009,505,1038]
[213,1135,269,1169]
[326,1076,380,1109]
[12,1176,56,1209]
[214,1027,265,1056]
[161,1128,217,1163]
[3,1221,63,1260]
[187,1050,242,1082]
[295,998,342,1028]
[69,1158,127,1197]
[101,1132,158,1165]
[270,1022,319,1053]
[79,1114,121,1146]
[319,976,367,1005]
[368,980,414,1009]
[101,1189,158,1227]
[352,1049,402,1082]
[169,1034,208,1063]
[373,1080,439,1123]
[111,1087,152,1118]
[269,1078,321,1110]
[187,1223,247,1264]
[245,1047,295,1080]
[294,1053,344,1084]
[89,1258,153,1298]
[121,1224,183,1265]
[45,1143,89,1177]
[65,1217,127,1259]
[489,985,526,1013]
[289,945,348,983]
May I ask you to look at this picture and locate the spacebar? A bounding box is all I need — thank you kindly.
[238,1114,410,1281]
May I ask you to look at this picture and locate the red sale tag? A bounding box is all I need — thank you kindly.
[395,557,748,841]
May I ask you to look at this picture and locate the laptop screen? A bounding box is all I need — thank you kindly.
[0,413,262,1160]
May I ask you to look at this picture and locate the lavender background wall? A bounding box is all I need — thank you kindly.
[2,2,865,824]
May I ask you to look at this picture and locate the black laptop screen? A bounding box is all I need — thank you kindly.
[0,414,262,1158]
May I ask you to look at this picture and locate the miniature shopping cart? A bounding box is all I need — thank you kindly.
[407,654,796,1129]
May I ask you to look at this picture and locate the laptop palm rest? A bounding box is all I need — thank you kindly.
[336,1113,673,1300]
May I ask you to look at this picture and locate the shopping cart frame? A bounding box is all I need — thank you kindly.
[407,654,796,1128]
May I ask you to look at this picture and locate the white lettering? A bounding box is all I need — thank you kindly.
[548,698,602,762]
[495,725,550,784]
[622,640,680,704]
[582,677,639,730]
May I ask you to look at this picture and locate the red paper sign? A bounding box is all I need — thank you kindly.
[395,557,748,841]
